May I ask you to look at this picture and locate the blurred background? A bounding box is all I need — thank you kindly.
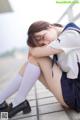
[0,0,80,57]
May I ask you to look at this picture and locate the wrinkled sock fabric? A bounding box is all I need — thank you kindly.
[12,62,41,107]
[0,73,22,104]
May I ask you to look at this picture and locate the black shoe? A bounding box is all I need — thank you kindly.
[0,101,8,112]
[8,100,31,118]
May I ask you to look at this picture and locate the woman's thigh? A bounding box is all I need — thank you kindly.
[51,64,69,107]
[37,56,68,107]
[18,56,68,107]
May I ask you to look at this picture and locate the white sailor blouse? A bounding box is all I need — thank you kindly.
[48,23,80,79]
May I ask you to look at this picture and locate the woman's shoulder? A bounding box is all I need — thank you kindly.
[59,28,80,44]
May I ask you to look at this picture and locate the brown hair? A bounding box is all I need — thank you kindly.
[27,21,63,47]
[53,23,63,27]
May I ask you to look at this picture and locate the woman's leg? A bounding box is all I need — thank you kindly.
[12,60,41,107]
[0,58,48,106]
[20,62,50,90]
[11,55,50,107]
[0,60,39,105]
[0,63,27,104]
[19,55,68,107]
[31,56,68,107]
[0,54,68,108]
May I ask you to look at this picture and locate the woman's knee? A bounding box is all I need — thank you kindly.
[28,55,38,65]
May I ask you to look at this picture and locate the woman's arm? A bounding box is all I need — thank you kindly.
[29,46,63,57]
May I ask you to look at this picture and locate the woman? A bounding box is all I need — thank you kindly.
[0,20,80,118]
[27,21,80,111]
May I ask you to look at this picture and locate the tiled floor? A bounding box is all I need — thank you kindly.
[8,81,66,120]
[8,81,78,120]
[0,56,80,120]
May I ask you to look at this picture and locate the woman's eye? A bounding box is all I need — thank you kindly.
[43,35,46,40]
[42,34,44,39]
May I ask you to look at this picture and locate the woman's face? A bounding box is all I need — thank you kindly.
[34,26,58,46]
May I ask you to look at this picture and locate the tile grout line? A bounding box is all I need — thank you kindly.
[29,95,53,101]
[34,84,40,120]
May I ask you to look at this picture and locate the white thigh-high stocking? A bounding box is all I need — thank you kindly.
[12,62,40,107]
[0,73,22,104]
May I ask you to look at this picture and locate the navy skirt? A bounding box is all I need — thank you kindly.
[61,63,80,112]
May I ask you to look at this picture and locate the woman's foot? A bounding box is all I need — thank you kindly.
[8,100,31,118]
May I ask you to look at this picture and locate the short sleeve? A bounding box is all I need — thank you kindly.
[48,29,80,54]
[48,39,73,54]
[48,40,61,49]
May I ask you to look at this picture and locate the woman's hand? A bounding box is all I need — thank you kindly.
[29,46,63,58]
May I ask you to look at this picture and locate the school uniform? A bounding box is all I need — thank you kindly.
[48,23,80,112]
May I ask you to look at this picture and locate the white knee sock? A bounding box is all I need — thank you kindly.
[12,62,41,107]
[0,73,22,104]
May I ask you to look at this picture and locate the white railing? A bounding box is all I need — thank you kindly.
[57,0,80,23]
